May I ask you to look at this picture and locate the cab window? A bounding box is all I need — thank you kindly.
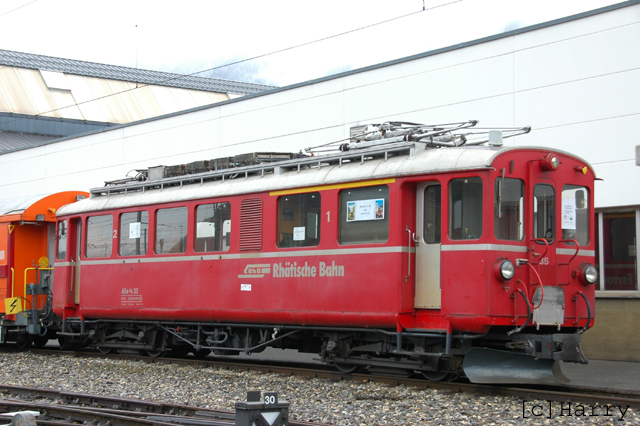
[561,185,589,245]
[86,215,113,258]
[450,177,483,240]
[534,184,555,242]
[277,193,320,248]
[495,178,524,241]
[56,220,67,260]
[339,185,389,244]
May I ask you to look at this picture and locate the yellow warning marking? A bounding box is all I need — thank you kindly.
[270,178,396,196]
[8,225,15,234]
[4,297,22,315]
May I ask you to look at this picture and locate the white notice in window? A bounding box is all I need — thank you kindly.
[561,199,576,230]
[129,222,141,239]
[293,226,306,241]
[346,199,385,222]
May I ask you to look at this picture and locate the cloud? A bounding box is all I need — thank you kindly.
[155,57,277,86]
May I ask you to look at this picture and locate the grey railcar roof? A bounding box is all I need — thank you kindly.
[56,145,578,216]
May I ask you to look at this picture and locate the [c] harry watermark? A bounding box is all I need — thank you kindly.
[522,400,630,421]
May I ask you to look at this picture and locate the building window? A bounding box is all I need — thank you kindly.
[156,207,188,254]
[598,212,637,291]
[277,193,321,248]
[195,202,231,252]
[495,178,524,241]
[119,211,149,256]
[56,220,67,260]
[339,185,389,244]
[86,215,113,258]
[450,177,483,240]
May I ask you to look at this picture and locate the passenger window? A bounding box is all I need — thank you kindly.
[561,185,589,245]
[119,211,149,256]
[56,220,67,260]
[86,215,113,258]
[277,193,321,247]
[195,202,231,252]
[339,185,389,244]
[155,207,188,254]
[449,177,483,240]
[534,184,555,242]
[495,178,524,241]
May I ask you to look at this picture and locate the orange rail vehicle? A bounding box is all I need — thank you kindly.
[0,191,87,347]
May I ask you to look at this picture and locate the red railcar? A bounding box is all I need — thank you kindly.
[52,122,597,383]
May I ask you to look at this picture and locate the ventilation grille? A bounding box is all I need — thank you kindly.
[239,198,263,251]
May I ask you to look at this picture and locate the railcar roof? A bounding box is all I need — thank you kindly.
[0,193,50,216]
[57,144,587,216]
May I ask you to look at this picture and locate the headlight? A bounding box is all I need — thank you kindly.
[577,263,598,286]
[495,259,515,281]
[540,153,560,171]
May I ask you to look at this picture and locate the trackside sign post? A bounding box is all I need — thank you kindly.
[235,391,289,426]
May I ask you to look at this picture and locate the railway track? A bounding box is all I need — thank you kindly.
[1,346,638,424]
[0,384,331,426]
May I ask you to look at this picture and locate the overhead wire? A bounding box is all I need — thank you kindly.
[0,0,38,18]
[0,0,463,130]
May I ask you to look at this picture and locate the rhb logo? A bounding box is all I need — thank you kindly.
[239,264,271,278]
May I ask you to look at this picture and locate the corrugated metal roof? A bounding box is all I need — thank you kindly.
[0,49,275,95]
[0,130,60,152]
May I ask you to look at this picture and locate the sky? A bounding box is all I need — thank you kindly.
[0,0,624,87]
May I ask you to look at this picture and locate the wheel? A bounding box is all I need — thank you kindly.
[58,336,81,351]
[169,346,189,358]
[15,335,32,349]
[32,335,50,348]
[146,349,166,358]
[335,362,361,374]
[191,349,211,359]
[420,355,458,382]
[98,346,115,354]
[421,370,455,381]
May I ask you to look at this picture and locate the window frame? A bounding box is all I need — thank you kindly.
[119,210,149,256]
[194,201,232,253]
[85,214,114,258]
[448,176,483,241]
[338,185,390,245]
[494,177,524,241]
[596,209,639,294]
[277,192,321,248]
[155,206,188,255]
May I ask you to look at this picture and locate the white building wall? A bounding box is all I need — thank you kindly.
[1,2,639,210]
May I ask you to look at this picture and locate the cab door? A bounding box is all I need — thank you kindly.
[71,219,82,305]
[415,182,441,309]
[531,182,557,278]
[60,218,82,307]
[531,181,564,325]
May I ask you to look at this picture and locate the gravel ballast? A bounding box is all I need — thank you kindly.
[0,352,638,425]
